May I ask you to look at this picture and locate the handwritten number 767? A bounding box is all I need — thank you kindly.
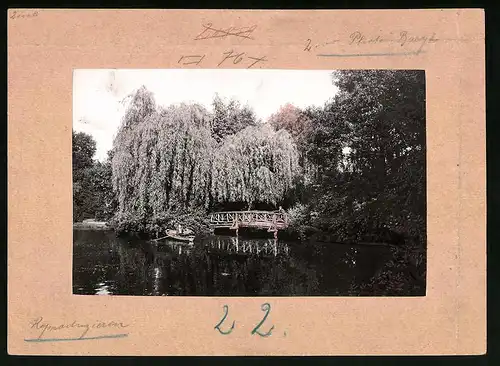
[215,303,274,337]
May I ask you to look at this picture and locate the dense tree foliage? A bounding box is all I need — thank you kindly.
[268,103,311,140]
[304,70,426,245]
[212,123,300,210]
[109,87,300,233]
[73,131,114,222]
[282,70,426,295]
[211,93,257,143]
[72,131,96,179]
[111,96,214,231]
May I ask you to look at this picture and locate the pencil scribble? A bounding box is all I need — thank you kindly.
[178,55,206,66]
[312,31,438,57]
[194,23,257,41]
[10,10,39,20]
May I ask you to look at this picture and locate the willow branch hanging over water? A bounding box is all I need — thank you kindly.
[110,86,301,231]
[212,124,301,209]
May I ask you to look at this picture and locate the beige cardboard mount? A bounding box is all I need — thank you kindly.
[8,9,485,356]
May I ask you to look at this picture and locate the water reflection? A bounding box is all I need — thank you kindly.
[205,236,289,257]
[73,230,392,296]
[95,282,111,295]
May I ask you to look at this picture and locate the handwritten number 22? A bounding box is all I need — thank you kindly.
[215,303,274,337]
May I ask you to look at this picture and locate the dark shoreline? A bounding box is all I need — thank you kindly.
[73,221,112,230]
[72,224,401,249]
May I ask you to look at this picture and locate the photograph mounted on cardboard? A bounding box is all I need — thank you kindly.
[72,69,427,297]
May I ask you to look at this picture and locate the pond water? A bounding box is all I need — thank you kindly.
[73,229,393,296]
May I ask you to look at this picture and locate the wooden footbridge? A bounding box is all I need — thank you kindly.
[208,210,288,238]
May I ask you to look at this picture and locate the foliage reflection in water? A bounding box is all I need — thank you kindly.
[73,229,393,296]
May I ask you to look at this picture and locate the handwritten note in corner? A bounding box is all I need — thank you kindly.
[25,317,130,343]
[9,10,39,20]
[308,31,439,57]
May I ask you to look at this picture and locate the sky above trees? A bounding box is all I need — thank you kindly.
[73,69,338,161]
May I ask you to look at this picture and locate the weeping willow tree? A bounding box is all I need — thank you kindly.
[111,86,215,231]
[211,123,301,210]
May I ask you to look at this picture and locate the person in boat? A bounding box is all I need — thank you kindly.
[175,224,193,236]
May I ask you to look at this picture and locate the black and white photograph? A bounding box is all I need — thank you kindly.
[72,69,426,297]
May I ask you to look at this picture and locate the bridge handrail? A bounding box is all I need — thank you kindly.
[208,210,288,224]
[209,210,286,215]
[209,211,287,217]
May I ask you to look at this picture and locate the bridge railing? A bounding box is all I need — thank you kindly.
[209,210,288,227]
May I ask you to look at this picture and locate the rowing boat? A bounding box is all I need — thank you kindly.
[165,229,195,243]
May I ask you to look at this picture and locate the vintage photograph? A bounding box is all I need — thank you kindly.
[72,69,426,297]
